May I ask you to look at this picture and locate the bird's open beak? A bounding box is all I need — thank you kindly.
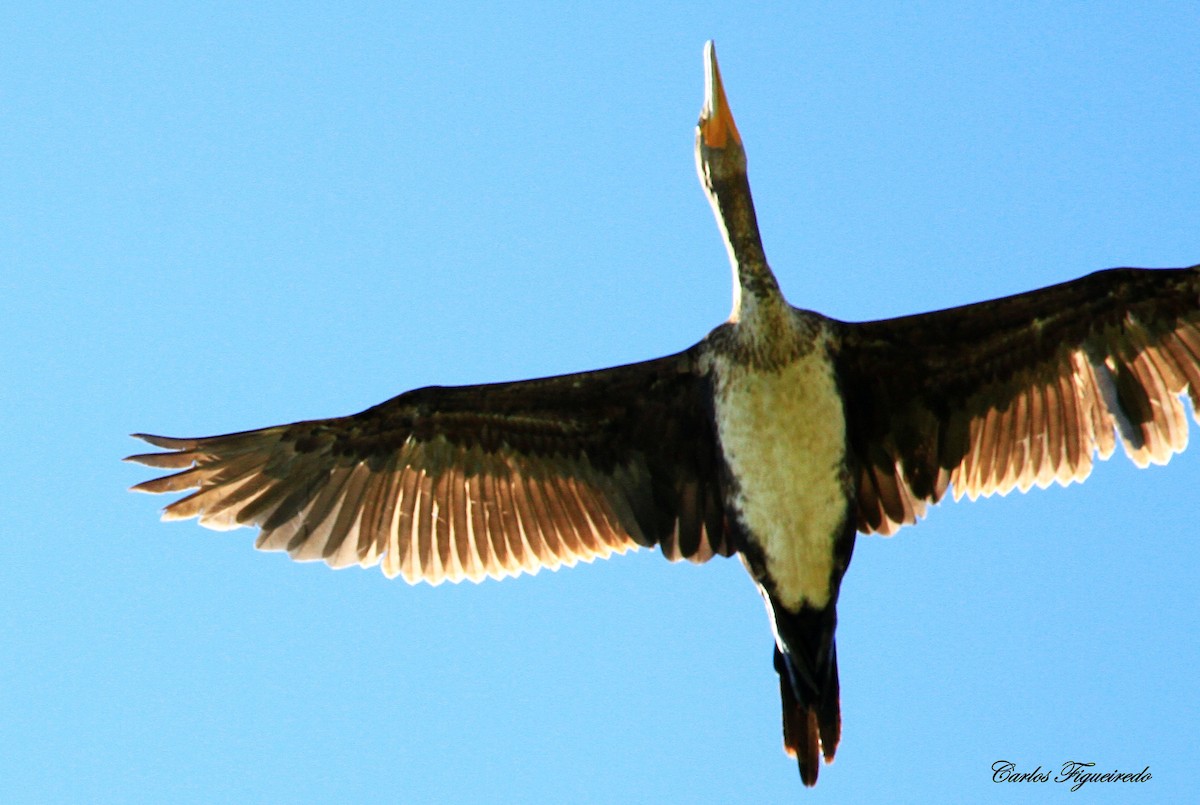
[699,41,741,149]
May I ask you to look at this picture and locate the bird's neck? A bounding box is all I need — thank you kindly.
[705,172,789,329]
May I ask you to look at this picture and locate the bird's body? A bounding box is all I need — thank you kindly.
[128,42,1200,788]
[712,322,847,613]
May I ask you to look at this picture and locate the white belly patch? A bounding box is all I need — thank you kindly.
[714,348,847,610]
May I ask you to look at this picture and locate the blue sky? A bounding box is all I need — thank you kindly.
[4,4,1199,803]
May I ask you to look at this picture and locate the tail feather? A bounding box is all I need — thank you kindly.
[767,594,843,787]
[775,645,839,786]
[817,649,841,761]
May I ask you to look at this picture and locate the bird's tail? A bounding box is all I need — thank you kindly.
[772,606,841,786]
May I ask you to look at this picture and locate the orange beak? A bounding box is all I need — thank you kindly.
[700,41,742,149]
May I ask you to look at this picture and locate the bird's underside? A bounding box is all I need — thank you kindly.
[128,42,1200,788]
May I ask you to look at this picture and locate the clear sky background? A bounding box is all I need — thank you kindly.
[3,4,1198,804]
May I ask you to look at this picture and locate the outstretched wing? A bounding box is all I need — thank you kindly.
[839,265,1200,535]
[127,349,732,582]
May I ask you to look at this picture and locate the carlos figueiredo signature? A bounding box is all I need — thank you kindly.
[992,760,1151,792]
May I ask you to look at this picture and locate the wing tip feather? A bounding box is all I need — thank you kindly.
[130,433,199,450]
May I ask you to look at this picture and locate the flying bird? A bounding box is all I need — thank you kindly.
[128,42,1200,787]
